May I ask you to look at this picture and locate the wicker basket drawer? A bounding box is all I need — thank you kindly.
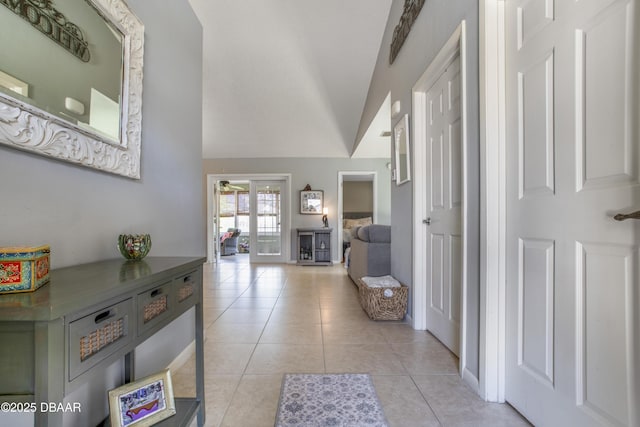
[175,270,198,312]
[356,278,408,321]
[68,298,133,381]
[137,281,173,336]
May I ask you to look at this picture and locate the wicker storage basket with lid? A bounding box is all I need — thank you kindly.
[356,276,408,320]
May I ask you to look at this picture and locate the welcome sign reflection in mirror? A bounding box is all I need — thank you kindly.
[394,114,410,185]
[0,0,144,179]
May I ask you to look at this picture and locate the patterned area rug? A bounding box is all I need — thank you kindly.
[275,373,389,427]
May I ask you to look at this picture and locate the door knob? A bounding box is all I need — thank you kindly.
[614,210,640,221]
[423,218,431,225]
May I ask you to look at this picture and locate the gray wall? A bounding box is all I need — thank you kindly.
[358,0,480,380]
[0,0,204,425]
[343,181,374,213]
[203,157,391,262]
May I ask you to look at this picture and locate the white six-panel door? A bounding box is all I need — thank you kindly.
[505,0,639,425]
[423,54,463,356]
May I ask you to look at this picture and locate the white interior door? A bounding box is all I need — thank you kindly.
[422,54,463,356]
[505,0,639,425]
[250,181,286,263]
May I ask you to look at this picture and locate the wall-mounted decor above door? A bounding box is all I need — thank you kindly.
[389,0,426,64]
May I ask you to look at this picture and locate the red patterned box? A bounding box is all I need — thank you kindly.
[0,246,50,294]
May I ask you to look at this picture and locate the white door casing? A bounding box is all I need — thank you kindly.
[206,175,220,264]
[504,0,639,426]
[478,0,508,403]
[413,21,470,383]
[213,181,220,263]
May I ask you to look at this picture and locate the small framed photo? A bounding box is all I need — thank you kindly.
[108,369,176,427]
[300,190,324,214]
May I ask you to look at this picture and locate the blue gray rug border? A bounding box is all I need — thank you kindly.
[275,373,389,427]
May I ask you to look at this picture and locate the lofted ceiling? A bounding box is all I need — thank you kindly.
[188,0,393,159]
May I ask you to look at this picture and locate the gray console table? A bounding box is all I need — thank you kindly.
[0,256,206,427]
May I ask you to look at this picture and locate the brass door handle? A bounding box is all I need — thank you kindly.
[614,210,640,221]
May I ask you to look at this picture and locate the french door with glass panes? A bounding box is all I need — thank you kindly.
[250,181,286,262]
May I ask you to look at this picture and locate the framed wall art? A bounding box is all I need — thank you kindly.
[108,369,176,427]
[300,190,324,214]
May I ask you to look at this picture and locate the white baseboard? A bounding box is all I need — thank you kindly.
[405,313,414,326]
[167,340,196,372]
[462,367,480,395]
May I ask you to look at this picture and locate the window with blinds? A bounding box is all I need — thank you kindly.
[218,191,250,233]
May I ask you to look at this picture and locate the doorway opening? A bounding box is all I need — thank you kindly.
[207,174,291,264]
[337,171,378,264]
[412,21,470,383]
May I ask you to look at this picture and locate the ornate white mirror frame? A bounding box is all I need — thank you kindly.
[0,0,144,179]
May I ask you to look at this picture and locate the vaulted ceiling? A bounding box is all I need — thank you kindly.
[188,0,393,159]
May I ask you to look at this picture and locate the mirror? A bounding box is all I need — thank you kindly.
[0,0,144,178]
[394,114,410,185]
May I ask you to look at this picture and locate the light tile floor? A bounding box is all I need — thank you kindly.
[173,257,530,427]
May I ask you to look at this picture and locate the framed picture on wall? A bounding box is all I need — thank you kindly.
[108,369,176,427]
[300,190,324,214]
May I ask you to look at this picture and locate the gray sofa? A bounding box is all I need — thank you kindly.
[347,224,391,282]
